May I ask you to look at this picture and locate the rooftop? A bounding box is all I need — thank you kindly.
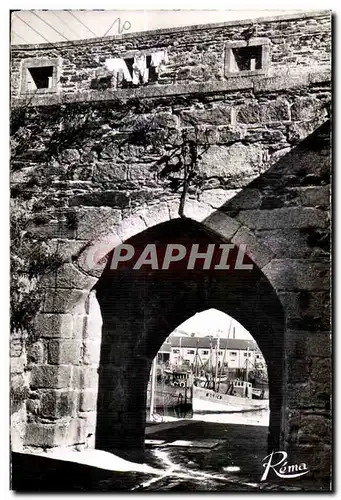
[160,336,258,351]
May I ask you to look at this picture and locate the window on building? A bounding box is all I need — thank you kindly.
[146,55,159,82]
[21,58,59,95]
[187,349,195,354]
[27,66,54,89]
[225,38,270,78]
[123,57,134,83]
[218,351,223,356]
[172,349,180,354]
[233,46,262,71]
[202,350,209,355]
[230,352,237,357]
[244,352,247,357]
[104,50,169,90]
[122,56,159,86]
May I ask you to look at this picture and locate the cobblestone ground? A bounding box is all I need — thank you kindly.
[134,421,330,492]
[12,421,330,492]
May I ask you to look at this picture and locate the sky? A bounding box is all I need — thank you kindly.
[172,309,254,341]
[10,9,308,45]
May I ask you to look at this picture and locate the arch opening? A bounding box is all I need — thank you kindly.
[146,308,270,478]
[148,309,269,418]
[94,218,285,462]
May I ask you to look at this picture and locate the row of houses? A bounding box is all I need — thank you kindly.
[158,336,266,371]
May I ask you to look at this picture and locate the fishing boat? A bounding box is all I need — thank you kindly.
[192,380,269,413]
[192,333,269,414]
[146,363,193,418]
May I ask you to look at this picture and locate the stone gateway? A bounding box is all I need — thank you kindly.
[10,10,331,485]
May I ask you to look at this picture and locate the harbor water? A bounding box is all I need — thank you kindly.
[147,404,270,427]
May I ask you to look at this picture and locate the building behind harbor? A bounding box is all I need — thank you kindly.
[158,336,266,373]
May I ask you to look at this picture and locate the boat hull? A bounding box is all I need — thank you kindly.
[146,383,191,409]
[192,386,269,413]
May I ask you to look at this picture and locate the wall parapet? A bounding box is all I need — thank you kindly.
[11,69,331,108]
[11,11,331,101]
[11,10,330,51]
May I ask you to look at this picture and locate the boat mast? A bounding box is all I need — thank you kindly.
[195,339,199,376]
[218,320,232,390]
[214,334,220,391]
[245,345,249,382]
[149,355,157,421]
[179,335,182,367]
[208,337,212,373]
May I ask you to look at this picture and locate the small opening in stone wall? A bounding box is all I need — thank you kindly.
[231,45,262,72]
[121,56,159,88]
[119,57,134,88]
[124,58,134,79]
[27,66,54,90]
[146,55,158,83]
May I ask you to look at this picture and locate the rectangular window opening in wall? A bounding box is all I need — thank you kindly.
[123,57,134,86]
[232,45,262,71]
[146,55,159,83]
[103,50,168,90]
[27,66,54,90]
[20,58,59,95]
[225,38,270,78]
[121,55,161,87]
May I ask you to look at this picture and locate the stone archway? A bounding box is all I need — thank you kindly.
[93,217,284,461]
[25,201,283,456]
[17,120,331,482]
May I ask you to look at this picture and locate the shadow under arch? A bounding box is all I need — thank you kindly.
[94,217,285,462]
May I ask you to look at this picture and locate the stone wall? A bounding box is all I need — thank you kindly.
[11,77,331,213]
[11,11,330,100]
[10,10,331,483]
[221,121,331,478]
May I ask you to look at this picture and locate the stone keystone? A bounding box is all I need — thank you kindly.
[204,211,241,241]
